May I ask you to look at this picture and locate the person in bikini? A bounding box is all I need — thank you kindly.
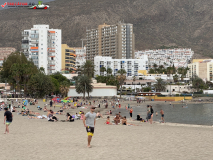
[104,116,112,125]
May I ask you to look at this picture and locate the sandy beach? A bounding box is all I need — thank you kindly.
[0,99,213,160]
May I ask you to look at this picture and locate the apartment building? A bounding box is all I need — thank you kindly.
[187,59,213,81]
[61,44,76,72]
[73,47,86,67]
[21,25,61,74]
[86,22,135,61]
[94,56,148,77]
[135,48,194,68]
[0,47,16,66]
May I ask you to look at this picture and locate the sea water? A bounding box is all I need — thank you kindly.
[112,103,213,126]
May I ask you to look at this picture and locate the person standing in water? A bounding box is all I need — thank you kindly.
[83,107,96,148]
[160,109,164,123]
[129,107,133,119]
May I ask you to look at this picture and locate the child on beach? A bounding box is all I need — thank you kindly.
[4,107,13,134]
[105,116,112,125]
[113,114,120,125]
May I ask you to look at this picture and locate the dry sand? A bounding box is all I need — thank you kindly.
[0,99,213,160]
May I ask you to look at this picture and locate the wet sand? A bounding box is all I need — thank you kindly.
[0,99,213,160]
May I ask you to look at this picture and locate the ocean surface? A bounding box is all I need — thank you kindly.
[113,103,213,126]
[0,0,55,10]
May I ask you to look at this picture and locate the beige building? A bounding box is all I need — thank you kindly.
[86,22,135,61]
[187,59,213,81]
[61,44,76,72]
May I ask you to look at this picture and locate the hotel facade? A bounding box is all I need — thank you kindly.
[187,59,213,81]
[94,56,148,77]
[21,25,61,74]
[86,23,135,61]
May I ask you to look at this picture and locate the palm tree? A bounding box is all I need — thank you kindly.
[82,60,94,77]
[22,63,33,97]
[76,66,83,76]
[11,63,22,98]
[154,78,166,92]
[153,63,158,73]
[133,76,136,93]
[39,67,45,73]
[173,74,179,83]
[69,68,74,73]
[178,67,189,81]
[106,68,112,75]
[100,66,106,76]
[117,69,127,98]
[158,65,164,74]
[59,81,70,98]
[75,75,93,98]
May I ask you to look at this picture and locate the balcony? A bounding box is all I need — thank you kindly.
[48,66,55,70]
[21,44,29,49]
[30,36,39,40]
[48,60,55,65]
[48,50,55,53]
[30,40,39,43]
[48,53,55,56]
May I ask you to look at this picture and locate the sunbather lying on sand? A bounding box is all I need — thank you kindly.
[28,115,47,119]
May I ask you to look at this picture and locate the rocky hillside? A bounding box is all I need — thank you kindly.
[0,0,213,58]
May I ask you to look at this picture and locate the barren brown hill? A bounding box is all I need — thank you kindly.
[0,0,213,58]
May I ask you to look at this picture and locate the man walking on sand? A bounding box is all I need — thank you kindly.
[4,107,13,134]
[83,107,96,148]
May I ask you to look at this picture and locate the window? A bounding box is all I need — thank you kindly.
[41,48,43,50]
[41,52,43,54]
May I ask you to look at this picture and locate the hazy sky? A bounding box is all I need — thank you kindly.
[0,0,55,10]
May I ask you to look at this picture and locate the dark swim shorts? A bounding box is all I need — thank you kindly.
[86,126,94,136]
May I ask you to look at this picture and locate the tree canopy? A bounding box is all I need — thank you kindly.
[75,75,93,98]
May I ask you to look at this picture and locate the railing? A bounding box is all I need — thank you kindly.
[48,53,55,56]
[48,61,55,65]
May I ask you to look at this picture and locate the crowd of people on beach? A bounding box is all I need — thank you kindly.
[1,97,167,136]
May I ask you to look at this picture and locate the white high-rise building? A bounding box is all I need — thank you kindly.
[21,25,61,74]
[94,56,148,77]
[73,46,86,67]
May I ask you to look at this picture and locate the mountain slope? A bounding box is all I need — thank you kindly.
[0,0,213,58]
